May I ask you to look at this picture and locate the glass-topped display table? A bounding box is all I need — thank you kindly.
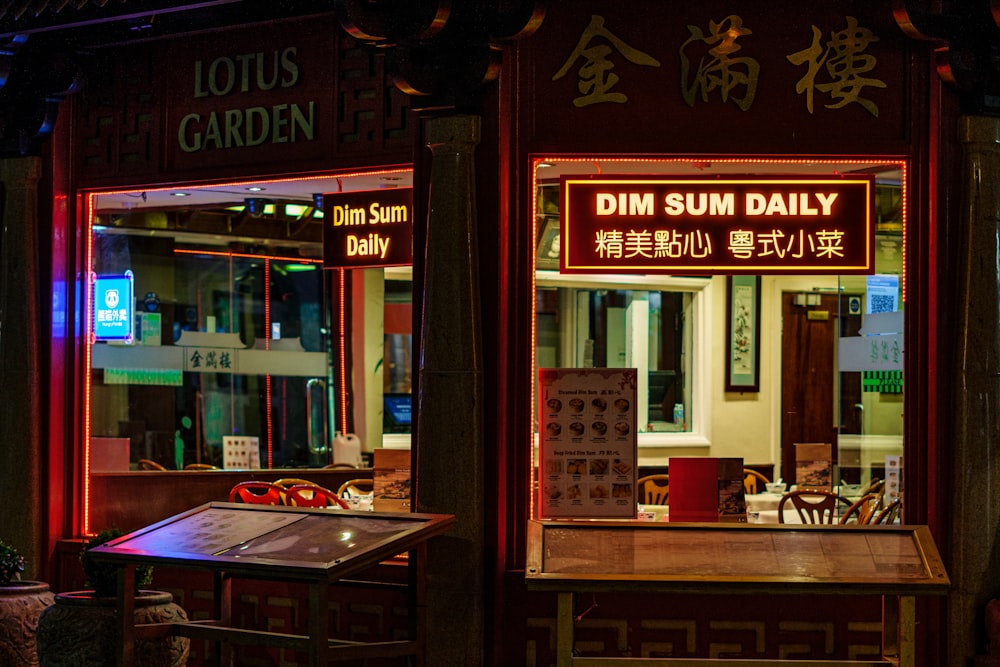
[88,502,455,666]
[526,520,949,666]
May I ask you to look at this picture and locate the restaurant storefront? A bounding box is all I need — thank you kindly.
[501,2,946,664]
[41,13,429,664]
[0,0,994,665]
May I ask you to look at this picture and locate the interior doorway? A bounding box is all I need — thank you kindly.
[780,291,862,485]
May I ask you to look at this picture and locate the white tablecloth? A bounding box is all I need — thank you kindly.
[744,493,784,512]
[750,508,803,524]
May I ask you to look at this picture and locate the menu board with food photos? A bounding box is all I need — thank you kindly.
[538,368,638,519]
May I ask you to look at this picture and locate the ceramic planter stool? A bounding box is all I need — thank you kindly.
[0,581,55,666]
[36,590,189,667]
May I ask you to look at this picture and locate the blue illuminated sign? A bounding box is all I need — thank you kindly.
[93,271,135,342]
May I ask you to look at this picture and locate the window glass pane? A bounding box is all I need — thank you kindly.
[535,285,694,435]
[89,229,330,470]
[835,182,904,498]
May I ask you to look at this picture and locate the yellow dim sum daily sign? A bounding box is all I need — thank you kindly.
[323,188,413,269]
[560,175,876,275]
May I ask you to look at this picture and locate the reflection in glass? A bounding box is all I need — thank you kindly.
[535,286,692,433]
[89,224,331,470]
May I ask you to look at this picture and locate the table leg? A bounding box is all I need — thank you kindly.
[307,581,330,666]
[899,595,915,667]
[411,543,428,667]
[115,565,136,667]
[212,571,232,667]
[557,592,574,667]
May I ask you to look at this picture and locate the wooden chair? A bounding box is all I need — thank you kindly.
[228,481,286,505]
[274,477,319,489]
[184,463,219,470]
[284,484,350,509]
[859,477,885,496]
[872,497,903,525]
[337,478,374,498]
[137,459,168,471]
[323,463,358,470]
[637,474,669,505]
[742,469,771,495]
[778,489,852,524]
[839,493,882,525]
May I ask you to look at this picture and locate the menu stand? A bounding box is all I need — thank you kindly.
[527,520,949,667]
[88,502,454,666]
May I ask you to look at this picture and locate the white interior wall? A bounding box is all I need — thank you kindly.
[638,274,838,477]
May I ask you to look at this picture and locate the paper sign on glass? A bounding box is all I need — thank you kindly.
[538,368,638,519]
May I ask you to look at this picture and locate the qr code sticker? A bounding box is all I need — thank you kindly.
[870,294,894,313]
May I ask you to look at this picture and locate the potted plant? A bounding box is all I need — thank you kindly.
[0,538,54,666]
[80,528,154,596]
[36,528,189,667]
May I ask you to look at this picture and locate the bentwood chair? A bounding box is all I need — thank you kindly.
[274,477,319,490]
[778,489,852,524]
[337,478,374,498]
[637,474,670,505]
[742,469,771,496]
[859,477,885,497]
[871,497,903,525]
[284,484,350,509]
[137,458,168,471]
[228,481,286,505]
[184,463,219,470]
[839,493,882,525]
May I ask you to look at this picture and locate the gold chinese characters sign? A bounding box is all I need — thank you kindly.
[526,4,907,153]
[560,175,875,274]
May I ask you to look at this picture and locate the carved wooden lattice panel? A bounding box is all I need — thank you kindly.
[525,597,886,664]
[77,48,160,182]
[336,35,411,156]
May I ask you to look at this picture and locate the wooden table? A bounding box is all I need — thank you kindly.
[526,520,949,666]
[89,502,454,666]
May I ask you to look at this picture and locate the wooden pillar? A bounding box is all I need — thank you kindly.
[951,115,1000,663]
[0,157,44,577]
[416,114,485,666]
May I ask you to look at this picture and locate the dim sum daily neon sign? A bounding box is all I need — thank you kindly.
[560,175,876,274]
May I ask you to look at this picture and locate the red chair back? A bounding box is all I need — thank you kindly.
[285,484,350,509]
[228,481,286,505]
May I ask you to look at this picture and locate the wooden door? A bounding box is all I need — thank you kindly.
[780,293,841,485]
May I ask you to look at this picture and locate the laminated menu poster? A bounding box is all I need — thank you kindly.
[538,368,637,519]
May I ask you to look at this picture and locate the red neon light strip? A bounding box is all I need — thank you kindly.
[266,375,273,468]
[265,259,272,467]
[82,194,96,535]
[338,269,348,437]
[173,248,324,264]
[94,168,411,200]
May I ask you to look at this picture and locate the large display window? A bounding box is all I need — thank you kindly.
[531,157,905,501]
[82,170,413,530]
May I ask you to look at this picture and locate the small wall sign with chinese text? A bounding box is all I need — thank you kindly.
[92,271,135,342]
[561,175,875,274]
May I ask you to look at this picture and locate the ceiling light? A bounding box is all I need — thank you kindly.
[247,186,265,192]
[170,192,189,197]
